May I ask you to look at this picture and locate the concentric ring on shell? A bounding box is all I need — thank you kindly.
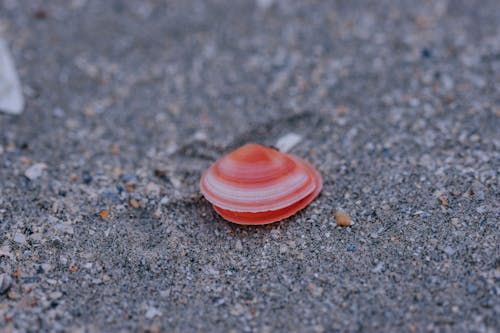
[200,143,322,225]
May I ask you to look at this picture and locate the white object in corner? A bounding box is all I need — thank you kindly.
[0,39,24,115]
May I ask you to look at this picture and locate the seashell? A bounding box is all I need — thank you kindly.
[200,143,322,225]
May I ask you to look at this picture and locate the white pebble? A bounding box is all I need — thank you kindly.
[25,163,46,180]
[13,232,26,244]
[275,133,302,153]
[145,306,162,319]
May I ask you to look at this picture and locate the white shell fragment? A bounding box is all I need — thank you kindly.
[24,163,47,180]
[275,133,303,153]
[0,39,24,115]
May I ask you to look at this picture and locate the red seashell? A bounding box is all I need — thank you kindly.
[200,143,322,225]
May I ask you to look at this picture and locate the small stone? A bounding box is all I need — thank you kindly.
[145,182,160,197]
[0,273,12,294]
[440,197,449,206]
[98,210,110,219]
[129,199,140,209]
[469,134,480,143]
[53,107,65,117]
[421,48,432,58]
[470,183,485,201]
[0,248,13,259]
[275,133,302,153]
[54,223,74,235]
[145,306,162,319]
[19,156,31,165]
[336,104,347,115]
[476,206,488,214]
[159,290,170,298]
[443,246,455,256]
[69,265,78,273]
[169,176,182,189]
[160,289,170,299]
[124,183,136,193]
[24,163,46,180]
[153,207,162,219]
[372,262,385,273]
[335,211,351,227]
[40,263,51,272]
[307,283,323,297]
[7,290,19,300]
[111,144,120,154]
[193,131,208,141]
[33,8,48,19]
[13,232,26,244]
[49,291,63,300]
[82,171,93,184]
[230,303,245,316]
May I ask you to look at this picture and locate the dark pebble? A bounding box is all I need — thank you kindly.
[82,171,93,184]
[421,48,432,58]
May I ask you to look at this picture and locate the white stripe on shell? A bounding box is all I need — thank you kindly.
[203,169,314,212]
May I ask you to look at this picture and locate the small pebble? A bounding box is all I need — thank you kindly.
[275,133,302,153]
[421,48,432,58]
[82,171,93,184]
[98,210,110,219]
[443,246,455,256]
[372,262,385,273]
[13,232,26,244]
[24,163,46,180]
[145,306,162,319]
[145,182,160,197]
[49,291,63,300]
[307,283,324,297]
[0,273,12,294]
[129,199,140,209]
[54,223,74,235]
[335,211,351,227]
[111,144,120,154]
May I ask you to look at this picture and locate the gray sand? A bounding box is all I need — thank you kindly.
[0,1,499,332]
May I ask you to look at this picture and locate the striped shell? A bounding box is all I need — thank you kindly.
[200,143,322,225]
